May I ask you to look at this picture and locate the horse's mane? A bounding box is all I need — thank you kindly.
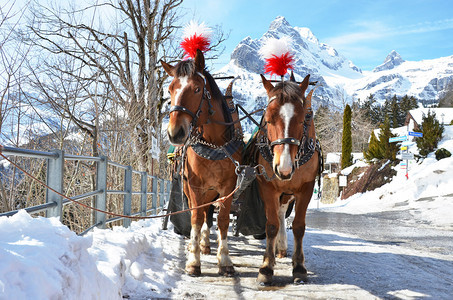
[272,81,303,104]
[174,60,224,102]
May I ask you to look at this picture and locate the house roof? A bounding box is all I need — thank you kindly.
[408,108,453,126]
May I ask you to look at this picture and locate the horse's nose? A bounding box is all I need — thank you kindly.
[274,164,295,180]
[168,126,187,146]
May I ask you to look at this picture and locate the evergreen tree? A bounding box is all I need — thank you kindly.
[416,110,444,156]
[341,104,353,169]
[363,130,382,162]
[378,116,399,160]
[399,95,419,126]
[389,95,399,128]
[359,94,381,125]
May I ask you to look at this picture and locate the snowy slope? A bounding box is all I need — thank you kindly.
[345,52,453,104]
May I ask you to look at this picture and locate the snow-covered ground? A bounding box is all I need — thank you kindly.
[312,125,453,230]
[1,127,453,299]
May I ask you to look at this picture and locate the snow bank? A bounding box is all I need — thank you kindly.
[0,210,119,300]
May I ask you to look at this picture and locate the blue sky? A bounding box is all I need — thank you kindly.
[181,0,453,71]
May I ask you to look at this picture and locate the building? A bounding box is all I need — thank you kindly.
[405,108,453,131]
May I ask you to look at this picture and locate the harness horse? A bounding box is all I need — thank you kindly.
[253,74,322,284]
[161,49,242,276]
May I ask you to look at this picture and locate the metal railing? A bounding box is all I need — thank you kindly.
[0,146,171,234]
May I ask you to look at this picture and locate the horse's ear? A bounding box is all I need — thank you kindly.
[300,74,310,95]
[290,71,296,82]
[260,74,274,94]
[161,60,175,77]
[194,49,205,72]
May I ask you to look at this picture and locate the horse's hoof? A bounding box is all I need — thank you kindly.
[218,265,235,276]
[293,265,308,283]
[201,246,211,255]
[276,250,287,258]
[257,267,273,284]
[186,265,201,277]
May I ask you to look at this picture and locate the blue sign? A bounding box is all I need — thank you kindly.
[408,131,423,137]
[389,136,408,143]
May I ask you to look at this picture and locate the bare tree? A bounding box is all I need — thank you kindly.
[24,0,227,174]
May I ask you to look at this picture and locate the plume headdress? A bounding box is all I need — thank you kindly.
[180,21,212,59]
[259,37,295,80]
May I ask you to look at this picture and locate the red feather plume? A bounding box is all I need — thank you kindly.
[260,37,294,77]
[264,53,295,77]
[180,21,212,59]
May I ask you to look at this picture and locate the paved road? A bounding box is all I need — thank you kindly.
[167,209,453,299]
[306,209,453,256]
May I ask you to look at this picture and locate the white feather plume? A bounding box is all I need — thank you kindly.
[259,36,293,59]
[182,20,212,39]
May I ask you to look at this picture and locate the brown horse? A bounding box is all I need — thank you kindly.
[161,50,242,276]
[254,74,322,284]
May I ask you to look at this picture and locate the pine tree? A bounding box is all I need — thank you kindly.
[416,110,444,156]
[341,104,353,169]
[363,130,382,162]
[400,95,419,126]
[378,116,399,160]
[359,94,381,125]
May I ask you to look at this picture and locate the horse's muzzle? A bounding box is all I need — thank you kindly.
[167,125,188,146]
[274,164,295,181]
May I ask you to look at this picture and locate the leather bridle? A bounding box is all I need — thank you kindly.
[168,71,213,129]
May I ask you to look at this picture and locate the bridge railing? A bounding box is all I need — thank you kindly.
[0,146,171,234]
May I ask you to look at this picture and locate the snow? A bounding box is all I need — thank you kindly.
[314,126,453,229]
[1,128,453,299]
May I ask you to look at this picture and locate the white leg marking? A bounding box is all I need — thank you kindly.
[187,224,201,267]
[200,222,210,250]
[217,231,233,267]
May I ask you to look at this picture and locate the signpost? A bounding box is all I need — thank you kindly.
[389,131,422,179]
[389,136,408,143]
[408,131,423,137]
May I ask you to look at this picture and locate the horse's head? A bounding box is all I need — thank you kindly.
[161,50,208,146]
[260,74,312,180]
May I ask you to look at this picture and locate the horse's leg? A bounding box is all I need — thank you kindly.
[216,193,235,276]
[276,200,290,258]
[292,180,315,283]
[185,188,214,276]
[200,220,211,255]
[257,184,280,284]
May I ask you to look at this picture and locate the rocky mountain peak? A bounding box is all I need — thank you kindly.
[373,50,405,72]
[268,16,292,32]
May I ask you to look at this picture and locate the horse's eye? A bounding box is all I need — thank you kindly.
[194,87,201,93]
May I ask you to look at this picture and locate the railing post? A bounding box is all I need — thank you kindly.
[46,150,64,221]
[123,166,132,227]
[140,172,147,217]
[159,179,164,211]
[165,180,172,206]
[151,176,157,215]
[95,155,108,229]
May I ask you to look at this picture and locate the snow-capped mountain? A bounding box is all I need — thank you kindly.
[346,52,453,104]
[215,16,453,131]
[215,16,363,132]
